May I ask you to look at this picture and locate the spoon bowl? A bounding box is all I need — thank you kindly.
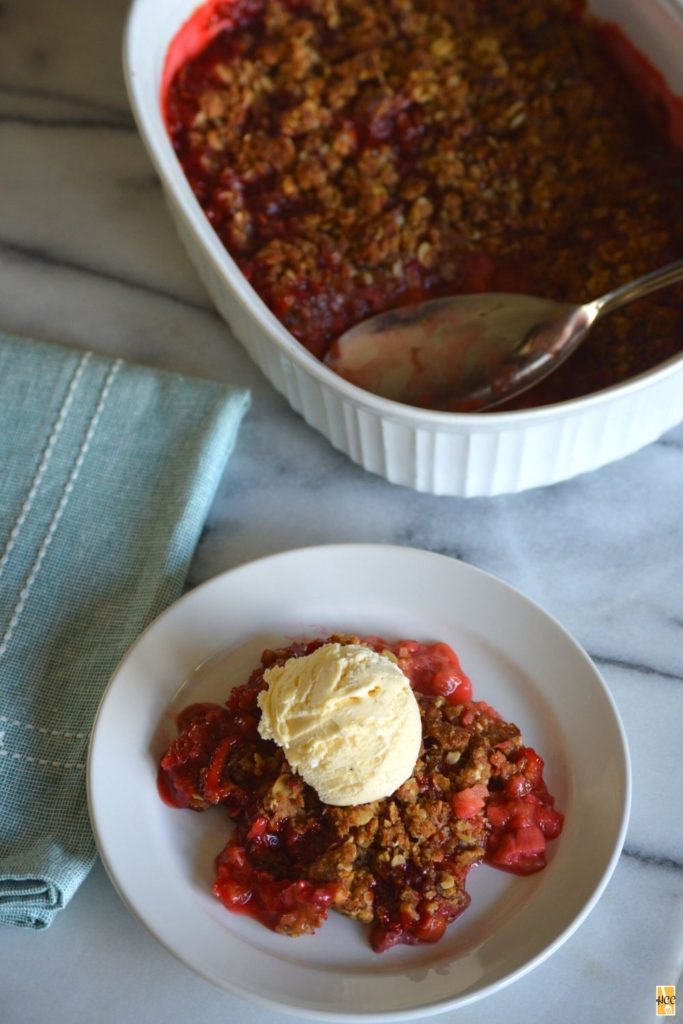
[324,259,683,411]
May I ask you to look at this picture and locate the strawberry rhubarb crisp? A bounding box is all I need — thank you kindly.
[164,0,683,407]
[158,636,563,952]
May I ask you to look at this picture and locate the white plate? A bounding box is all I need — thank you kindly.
[87,545,630,1020]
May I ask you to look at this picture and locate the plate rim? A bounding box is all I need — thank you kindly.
[87,543,632,1020]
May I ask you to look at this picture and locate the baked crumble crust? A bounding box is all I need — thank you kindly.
[167,0,683,405]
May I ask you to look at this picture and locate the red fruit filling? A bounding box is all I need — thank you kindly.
[158,634,563,950]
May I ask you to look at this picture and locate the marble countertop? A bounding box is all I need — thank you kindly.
[1,1,682,1022]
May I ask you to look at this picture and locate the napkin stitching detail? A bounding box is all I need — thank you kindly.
[0,358,122,660]
[0,351,92,581]
[0,750,85,770]
[0,717,86,739]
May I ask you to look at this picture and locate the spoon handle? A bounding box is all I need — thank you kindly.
[591,257,683,320]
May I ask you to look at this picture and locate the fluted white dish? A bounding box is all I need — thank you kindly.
[123,0,683,496]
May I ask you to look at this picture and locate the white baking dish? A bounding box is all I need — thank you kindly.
[123,0,683,496]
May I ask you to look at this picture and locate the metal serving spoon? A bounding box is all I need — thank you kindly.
[324,258,683,411]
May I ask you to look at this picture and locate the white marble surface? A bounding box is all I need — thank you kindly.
[1,1,682,1022]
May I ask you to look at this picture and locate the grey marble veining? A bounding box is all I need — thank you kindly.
[1,1,682,1022]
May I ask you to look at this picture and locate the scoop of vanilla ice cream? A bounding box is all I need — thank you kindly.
[257,643,422,805]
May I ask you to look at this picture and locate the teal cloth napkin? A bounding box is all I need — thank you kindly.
[0,333,249,929]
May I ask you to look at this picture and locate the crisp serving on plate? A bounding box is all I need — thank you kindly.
[158,635,563,951]
[164,0,683,408]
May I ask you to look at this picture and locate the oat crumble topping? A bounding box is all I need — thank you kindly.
[166,0,683,406]
[159,635,563,951]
